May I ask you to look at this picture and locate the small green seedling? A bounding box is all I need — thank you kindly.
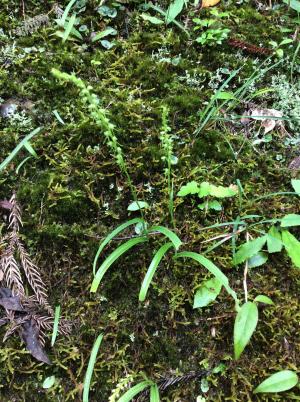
[177,181,237,212]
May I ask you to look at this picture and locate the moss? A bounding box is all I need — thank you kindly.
[0,0,299,400]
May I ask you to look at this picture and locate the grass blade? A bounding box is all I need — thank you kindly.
[117,380,153,402]
[93,218,145,275]
[63,14,76,42]
[51,305,61,346]
[150,383,160,401]
[139,242,173,302]
[148,225,182,250]
[61,0,77,25]
[83,333,104,402]
[0,127,42,173]
[91,237,148,292]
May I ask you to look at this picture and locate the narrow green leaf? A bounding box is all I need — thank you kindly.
[93,218,145,275]
[281,213,300,227]
[175,251,239,307]
[92,27,118,42]
[215,91,236,100]
[15,156,33,174]
[149,225,182,250]
[42,375,56,389]
[281,230,300,269]
[267,226,282,253]
[83,334,104,402]
[0,127,42,173]
[150,383,160,402]
[291,179,300,195]
[247,252,268,268]
[141,13,164,25]
[91,237,148,292]
[61,0,77,25]
[53,109,65,125]
[234,302,258,359]
[118,380,153,402]
[139,242,173,302]
[166,0,185,24]
[62,14,76,42]
[254,295,274,305]
[193,277,222,308]
[233,236,267,265]
[23,140,38,158]
[254,370,298,394]
[51,305,61,346]
[127,201,150,211]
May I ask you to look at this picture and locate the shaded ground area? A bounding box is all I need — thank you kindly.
[0,0,299,401]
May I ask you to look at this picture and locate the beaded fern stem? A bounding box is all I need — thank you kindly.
[51,69,144,216]
[160,106,175,227]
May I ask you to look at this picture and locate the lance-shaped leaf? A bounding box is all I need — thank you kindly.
[254,370,298,394]
[93,218,145,274]
[166,0,185,24]
[233,235,267,265]
[139,242,173,302]
[234,302,258,359]
[91,237,148,292]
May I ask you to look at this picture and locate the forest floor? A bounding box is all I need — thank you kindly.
[0,0,299,401]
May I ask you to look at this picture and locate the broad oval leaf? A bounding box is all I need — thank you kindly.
[281,214,300,227]
[139,242,173,302]
[118,380,153,402]
[127,201,150,211]
[233,236,267,266]
[254,295,274,305]
[91,237,148,292]
[93,218,145,274]
[254,370,298,394]
[149,225,182,250]
[177,181,200,196]
[193,277,222,308]
[166,0,185,24]
[234,302,258,359]
[281,230,300,269]
[83,334,104,402]
[283,0,300,12]
[247,252,268,268]
[42,375,56,389]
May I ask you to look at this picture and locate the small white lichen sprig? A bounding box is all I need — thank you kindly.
[159,105,175,227]
[51,69,143,214]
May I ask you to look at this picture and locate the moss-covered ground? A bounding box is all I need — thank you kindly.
[0,0,299,400]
